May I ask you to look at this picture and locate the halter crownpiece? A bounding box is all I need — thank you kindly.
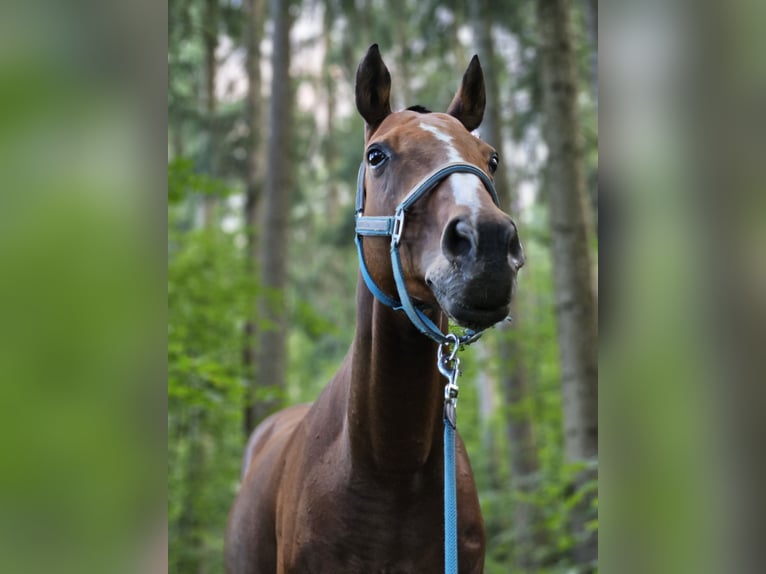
[354,160,501,346]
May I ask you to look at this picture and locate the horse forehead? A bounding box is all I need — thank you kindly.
[377,112,482,155]
[405,115,489,221]
[412,114,483,158]
[415,112,467,134]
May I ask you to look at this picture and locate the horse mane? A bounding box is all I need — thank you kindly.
[406,105,432,114]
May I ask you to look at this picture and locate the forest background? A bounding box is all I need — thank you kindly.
[1,2,762,574]
[168,0,599,572]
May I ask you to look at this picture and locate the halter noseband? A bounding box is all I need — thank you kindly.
[354,161,501,345]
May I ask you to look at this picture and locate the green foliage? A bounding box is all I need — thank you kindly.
[169,157,232,204]
[168,1,599,572]
[285,209,358,403]
[168,174,254,573]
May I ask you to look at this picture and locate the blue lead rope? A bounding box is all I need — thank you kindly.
[439,341,461,574]
[444,419,458,574]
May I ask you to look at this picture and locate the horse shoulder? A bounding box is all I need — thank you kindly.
[225,403,311,574]
[272,389,352,567]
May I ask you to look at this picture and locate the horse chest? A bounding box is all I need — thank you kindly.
[279,469,467,573]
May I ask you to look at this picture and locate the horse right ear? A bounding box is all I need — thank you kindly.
[446,55,486,132]
[355,44,392,132]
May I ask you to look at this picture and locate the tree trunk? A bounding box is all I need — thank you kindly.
[176,409,206,574]
[390,0,413,107]
[537,0,599,569]
[469,0,509,207]
[471,2,546,568]
[578,0,599,256]
[171,125,184,160]
[201,0,218,229]
[182,4,219,572]
[322,3,340,225]
[469,0,507,485]
[501,321,546,569]
[253,0,294,428]
[580,0,598,107]
[474,342,500,488]
[243,0,265,436]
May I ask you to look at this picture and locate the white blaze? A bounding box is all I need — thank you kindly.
[418,121,483,222]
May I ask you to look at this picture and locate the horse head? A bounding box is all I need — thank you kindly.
[355,44,525,332]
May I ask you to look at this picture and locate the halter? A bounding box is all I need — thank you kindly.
[354,160,501,345]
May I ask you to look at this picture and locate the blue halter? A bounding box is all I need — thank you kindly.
[354,160,500,345]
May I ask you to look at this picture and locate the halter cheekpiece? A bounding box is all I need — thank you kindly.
[354,160,501,346]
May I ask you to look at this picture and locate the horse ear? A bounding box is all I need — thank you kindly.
[446,55,486,131]
[355,44,392,131]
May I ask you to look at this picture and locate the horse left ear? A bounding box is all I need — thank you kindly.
[355,44,392,132]
[446,55,486,132]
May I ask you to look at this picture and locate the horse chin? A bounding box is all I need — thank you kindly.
[428,276,513,331]
[426,260,516,331]
[440,299,511,332]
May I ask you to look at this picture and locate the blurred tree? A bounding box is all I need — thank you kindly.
[168,1,251,571]
[580,0,597,106]
[243,0,266,436]
[254,0,296,427]
[202,0,220,228]
[537,0,599,570]
[179,7,221,565]
[471,1,547,568]
[321,0,341,225]
[168,205,250,573]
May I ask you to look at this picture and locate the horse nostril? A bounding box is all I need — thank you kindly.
[509,224,525,269]
[442,217,477,262]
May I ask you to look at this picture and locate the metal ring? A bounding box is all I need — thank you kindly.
[444,333,460,362]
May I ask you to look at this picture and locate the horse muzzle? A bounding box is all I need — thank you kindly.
[426,214,524,331]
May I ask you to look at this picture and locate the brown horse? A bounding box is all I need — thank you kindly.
[225,45,524,574]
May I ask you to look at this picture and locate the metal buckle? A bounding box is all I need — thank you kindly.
[444,367,459,401]
[443,362,460,429]
[437,334,459,377]
[438,334,461,428]
[391,210,406,246]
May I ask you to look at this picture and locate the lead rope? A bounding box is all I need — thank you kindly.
[438,335,461,574]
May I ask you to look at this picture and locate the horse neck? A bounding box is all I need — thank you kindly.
[346,278,446,474]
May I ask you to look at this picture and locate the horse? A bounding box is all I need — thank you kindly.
[225,44,524,574]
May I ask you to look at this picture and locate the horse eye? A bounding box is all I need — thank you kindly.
[367,148,388,168]
[489,154,499,173]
